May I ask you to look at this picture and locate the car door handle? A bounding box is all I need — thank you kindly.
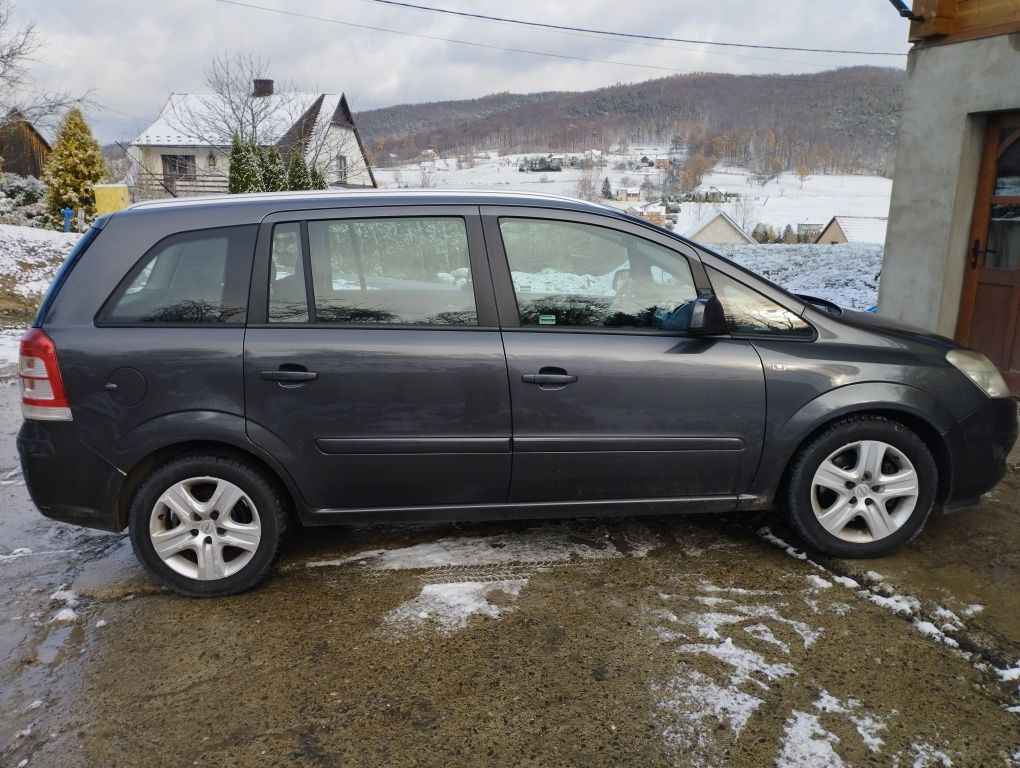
[522,373,578,385]
[261,369,318,382]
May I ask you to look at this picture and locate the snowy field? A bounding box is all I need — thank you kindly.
[0,224,79,299]
[717,243,881,310]
[373,150,892,233]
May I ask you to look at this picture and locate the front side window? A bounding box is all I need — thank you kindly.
[707,267,813,337]
[266,217,477,325]
[101,225,257,324]
[498,217,698,330]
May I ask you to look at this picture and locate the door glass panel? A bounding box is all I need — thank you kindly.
[986,205,1020,270]
[498,218,698,329]
[994,129,1020,196]
[306,217,477,325]
[268,222,308,322]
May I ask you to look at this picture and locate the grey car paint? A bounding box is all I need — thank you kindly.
[17,190,1017,533]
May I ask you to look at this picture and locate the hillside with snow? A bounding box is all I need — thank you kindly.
[373,151,892,235]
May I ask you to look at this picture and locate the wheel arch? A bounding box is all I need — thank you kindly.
[113,438,302,531]
[751,383,956,505]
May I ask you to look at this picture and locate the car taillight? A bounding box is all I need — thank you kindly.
[20,328,72,421]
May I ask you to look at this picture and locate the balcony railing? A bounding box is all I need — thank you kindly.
[136,172,229,199]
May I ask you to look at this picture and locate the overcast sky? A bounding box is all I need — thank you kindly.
[23,0,911,143]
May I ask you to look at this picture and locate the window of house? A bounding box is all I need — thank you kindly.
[706,267,813,337]
[336,155,348,182]
[100,226,257,324]
[267,218,477,325]
[161,154,196,180]
[207,152,217,169]
[498,217,698,330]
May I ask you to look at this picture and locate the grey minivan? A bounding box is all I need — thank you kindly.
[16,191,1017,596]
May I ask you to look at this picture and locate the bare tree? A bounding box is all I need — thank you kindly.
[732,193,759,233]
[570,163,600,202]
[0,1,81,127]
[418,161,437,189]
[166,54,300,148]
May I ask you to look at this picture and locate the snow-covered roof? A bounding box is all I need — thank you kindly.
[132,91,343,147]
[683,210,755,244]
[817,215,888,244]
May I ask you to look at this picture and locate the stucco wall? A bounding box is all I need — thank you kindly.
[815,220,846,245]
[878,34,1020,336]
[695,216,752,245]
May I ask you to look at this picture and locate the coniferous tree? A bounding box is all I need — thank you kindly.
[309,165,327,190]
[600,176,612,199]
[227,133,246,194]
[781,223,797,244]
[261,145,287,192]
[42,108,105,229]
[237,142,264,193]
[286,152,311,191]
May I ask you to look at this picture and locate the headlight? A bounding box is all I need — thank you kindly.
[946,349,1010,398]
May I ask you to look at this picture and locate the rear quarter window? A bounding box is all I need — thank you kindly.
[98,225,257,324]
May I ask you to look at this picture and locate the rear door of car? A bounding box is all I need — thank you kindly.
[243,205,512,512]
[481,206,768,503]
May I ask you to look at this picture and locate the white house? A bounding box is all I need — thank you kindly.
[813,216,888,245]
[684,211,755,245]
[129,80,376,198]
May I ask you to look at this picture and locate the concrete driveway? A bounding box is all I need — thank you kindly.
[1,377,1017,767]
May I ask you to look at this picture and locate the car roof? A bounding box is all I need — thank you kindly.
[118,188,631,222]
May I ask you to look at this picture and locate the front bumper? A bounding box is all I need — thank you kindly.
[17,420,125,532]
[945,395,1017,503]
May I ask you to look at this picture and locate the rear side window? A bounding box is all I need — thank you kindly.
[100,225,257,324]
[267,217,477,325]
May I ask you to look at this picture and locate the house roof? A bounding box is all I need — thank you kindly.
[683,210,754,244]
[814,215,888,244]
[133,91,349,148]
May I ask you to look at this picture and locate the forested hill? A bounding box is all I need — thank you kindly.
[355,66,905,176]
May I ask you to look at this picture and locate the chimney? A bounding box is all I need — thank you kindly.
[253,79,274,97]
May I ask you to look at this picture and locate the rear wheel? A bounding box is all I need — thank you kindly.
[785,416,937,557]
[128,452,288,596]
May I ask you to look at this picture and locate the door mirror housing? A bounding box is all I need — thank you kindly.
[688,294,728,336]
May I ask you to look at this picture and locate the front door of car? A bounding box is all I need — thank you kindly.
[243,206,512,512]
[481,208,767,503]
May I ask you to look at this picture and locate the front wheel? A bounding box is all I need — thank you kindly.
[785,416,938,558]
[128,452,288,596]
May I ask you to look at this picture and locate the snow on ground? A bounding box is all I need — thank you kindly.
[374,151,892,233]
[308,523,661,637]
[305,522,654,571]
[715,243,881,309]
[382,579,527,636]
[0,223,79,298]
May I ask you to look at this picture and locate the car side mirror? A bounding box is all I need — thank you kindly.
[688,294,728,336]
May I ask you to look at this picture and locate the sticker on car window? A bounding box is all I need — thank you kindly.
[539,314,556,325]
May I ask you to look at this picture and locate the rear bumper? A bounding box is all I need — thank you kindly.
[17,420,125,532]
[945,396,1017,503]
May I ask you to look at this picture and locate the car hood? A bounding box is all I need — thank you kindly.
[835,308,958,350]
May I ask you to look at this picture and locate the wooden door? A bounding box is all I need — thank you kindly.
[956,112,1020,395]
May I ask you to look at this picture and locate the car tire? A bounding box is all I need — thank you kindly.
[128,452,288,597]
[785,415,937,558]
